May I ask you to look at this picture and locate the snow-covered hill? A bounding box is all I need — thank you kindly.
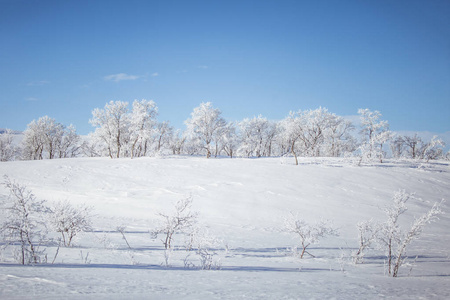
[0,156,449,299]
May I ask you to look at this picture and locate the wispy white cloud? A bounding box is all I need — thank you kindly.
[104,73,140,82]
[197,65,209,69]
[151,72,159,77]
[27,80,50,86]
[25,97,38,101]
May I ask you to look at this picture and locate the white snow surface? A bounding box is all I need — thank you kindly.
[0,156,449,299]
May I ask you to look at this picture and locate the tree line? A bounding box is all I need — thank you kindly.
[0,101,447,162]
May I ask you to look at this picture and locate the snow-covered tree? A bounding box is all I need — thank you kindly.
[420,136,445,161]
[390,135,406,159]
[90,101,130,158]
[322,115,356,157]
[22,118,48,160]
[237,115,278,158]
[57,124,81,158]
[1,176,50,264]
[155,121,173,153]
[221,122,239,158]
[280,108,339,164]
[0,129,19,161]
[169,129,186,155]
[22,116,80,160]
[184,102,227,158]
[284,213,338,258]
[390,134,445,161]
[50,200,93,247]
[128,99,158,158]
[402,134,422,159]
[357,109,391,164]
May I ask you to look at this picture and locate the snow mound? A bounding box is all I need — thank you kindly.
[0,156,449,299]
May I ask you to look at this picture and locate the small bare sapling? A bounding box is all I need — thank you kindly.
[378,190,444,277]
[353,219,379,264]
[154,196,198,249]
[50,200,93,247]
[284,213,338,259]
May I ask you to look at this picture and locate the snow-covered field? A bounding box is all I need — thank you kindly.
[0,156,449,299]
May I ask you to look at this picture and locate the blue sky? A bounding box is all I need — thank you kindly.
[1,0,449,135]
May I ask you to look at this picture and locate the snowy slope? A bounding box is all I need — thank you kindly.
[0,156,449,299]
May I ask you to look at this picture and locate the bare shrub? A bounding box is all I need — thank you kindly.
[50,200,93,247]
[153,196,198,249]
[284,213,338,258]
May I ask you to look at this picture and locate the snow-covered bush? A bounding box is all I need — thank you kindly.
[185,227,222,270]
[283,213,338,258]
[0,176,50,264]
[352,219,379,264]
[50,200,93,247]
[377,190,443,277]
[153,196,198,249]
[355,190,444,277]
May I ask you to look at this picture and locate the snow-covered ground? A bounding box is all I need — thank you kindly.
[0,156,449,299]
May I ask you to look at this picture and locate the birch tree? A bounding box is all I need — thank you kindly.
[90,101,130,158]
[185,102,227,158]
[128,99,158,158]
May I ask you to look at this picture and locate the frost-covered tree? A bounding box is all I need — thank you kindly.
[420,136,445,161]
[221,122,239,158]
[357,190,444,277]
[56,124,81,158]
[0,129,19,161]
[323,115,356,157]
[50,200,93,247]
[22,118,48,160]
[90,101,130,158]
[153,197,198,249]
[1,176,50,264]
[402,134,422,159]
[390,134,445,161]
[280,111,304,165]
[298,108,335,157]
[22,116,80,160]
[237,115,278,157]
[357,109,391,164]
[185,102,227,158]
[378,190,443,277]
[280,108,338,164]
[390,135,406,159]
[128,99,158,158]
[169,129,186,155]
[155,121,173,153]
[353,219,379,264]
[284,213,338,258]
